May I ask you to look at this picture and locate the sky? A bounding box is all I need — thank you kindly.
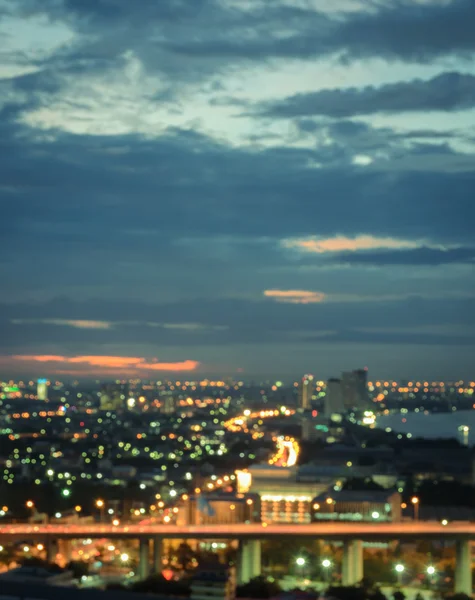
[1,0,474,381]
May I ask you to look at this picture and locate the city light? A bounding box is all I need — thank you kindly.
[371,511,380,519]
[96,499,104,508]
[427,566,436,576]
[322,559,332,568]
[296,557,306,567]
[26,500,34,509]
[61,489,70,497]
[120,553,129,562]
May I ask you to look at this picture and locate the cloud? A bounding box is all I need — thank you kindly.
[10,354,199,372]
[257,72,475,119]
[332,246,475,266]
[282,235,422,253]
[264,290,326,304]
[11,319,112,329]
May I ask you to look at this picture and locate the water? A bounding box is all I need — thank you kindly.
[376,409,474,443]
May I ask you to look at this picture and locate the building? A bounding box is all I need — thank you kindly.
[99,383,128,410]
[311,489,402,522]
[161,393,176,415]
[37,378,48,401]
[324,378,345,417]
[177,492,260,526]
[240,464,334,524]
[298,375,314,410]
[341,369,368,410]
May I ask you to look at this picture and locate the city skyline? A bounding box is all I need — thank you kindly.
[2,0,475,379]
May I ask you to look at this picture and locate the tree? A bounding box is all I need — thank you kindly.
[177,542,195,571]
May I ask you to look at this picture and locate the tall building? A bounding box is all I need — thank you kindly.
[99,383,126,410]
[324,378,345,417]
[298,374,313,410]
[37,379,48,401]
[341,369,368,410]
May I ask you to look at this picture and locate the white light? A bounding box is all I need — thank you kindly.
[169,489,177,497]
[23,546,30,553]
[441,519,448,526]
[372,511,380,519]
[427,566,436,576]
[55,512,62,518]
[296,557,306,567]
[395,564,404,573]
[322,559,331,568]
[121,553,129,562]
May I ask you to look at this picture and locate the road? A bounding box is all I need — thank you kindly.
[0,521,473,541]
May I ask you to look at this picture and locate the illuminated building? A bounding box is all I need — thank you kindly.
[298,375,313,410]
[99,384,126,410]
[311,489,401,522]
[243,465,332,524]
[161,394,176,415]
[37,379,48,401]
[341,369,369,410]
[177,494,259,526]
[324,378,345,417]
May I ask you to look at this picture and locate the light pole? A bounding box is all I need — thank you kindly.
[96,499,105,523]
[426,565,436,589]
[322,558,332,583]
[411,496,419,520]
[395,563,404,585]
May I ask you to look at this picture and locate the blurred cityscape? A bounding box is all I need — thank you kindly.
[1,372,475,599]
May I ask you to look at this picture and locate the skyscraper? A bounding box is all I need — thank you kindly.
[37,379,48,401]
[341,369,369,410]
[298,374,313,410]
[324,378,345,417]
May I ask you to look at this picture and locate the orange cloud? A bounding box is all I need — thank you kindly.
[264,290,326,304]
[11,319,112,329]
[11,355,199,372]
[282,235,420,253]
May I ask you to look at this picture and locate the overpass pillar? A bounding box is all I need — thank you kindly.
[138,538,150,580]
[46,539,58,564]
[238,540,261,584]
[153,536,163,573]
[455,539,472,595]
[342,540,363,586]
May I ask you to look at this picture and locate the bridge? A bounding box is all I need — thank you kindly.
[1,521,473,592]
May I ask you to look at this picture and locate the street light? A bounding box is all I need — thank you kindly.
[427,566,436,576]
[296,557,306,567]
[120,553,129,563]
[395,563,405,584]
[26,500,34,509]
[96,499,105,522]
[411,496,419,520]
[372,511,380,519]
[322,559,332,583]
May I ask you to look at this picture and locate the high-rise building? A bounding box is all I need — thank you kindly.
[298,374,313,410]
[341,369,368,410]
[324,378,345,417]
[37,379,48,401]
[99,383,127,410]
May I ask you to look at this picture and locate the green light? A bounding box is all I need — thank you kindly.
[61,488,71,497]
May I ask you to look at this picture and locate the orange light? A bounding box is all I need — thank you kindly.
[411,496,419,505]
[75,505,82,512]
[26,500,34,509]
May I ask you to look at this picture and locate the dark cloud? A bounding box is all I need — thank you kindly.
[6,0,475,84]
[332,247,475,266]
[257,72,475,118]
